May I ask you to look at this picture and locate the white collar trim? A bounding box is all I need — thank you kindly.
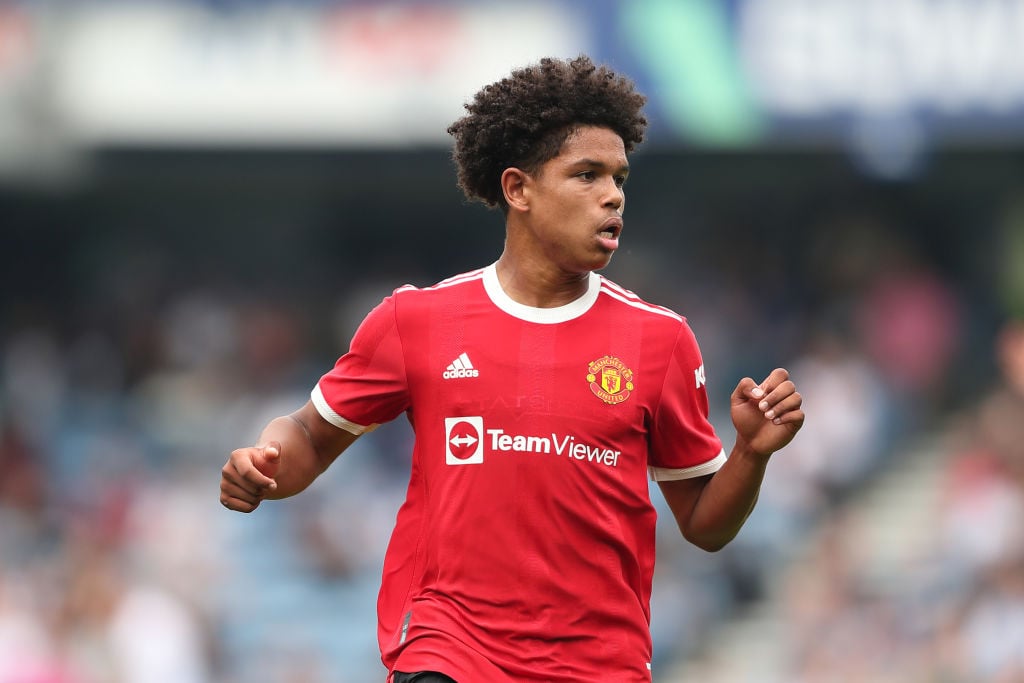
[482,263,601,324]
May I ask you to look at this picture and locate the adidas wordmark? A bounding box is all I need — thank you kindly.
[443,352,479,379]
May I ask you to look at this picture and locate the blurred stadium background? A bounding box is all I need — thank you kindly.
[1,0,1023,681]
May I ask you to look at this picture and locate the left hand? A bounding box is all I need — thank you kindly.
[730,368,804,457]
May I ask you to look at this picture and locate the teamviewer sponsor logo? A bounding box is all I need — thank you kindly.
[444,417,622,469]
[443,352,479,379]
[445,416,484,465]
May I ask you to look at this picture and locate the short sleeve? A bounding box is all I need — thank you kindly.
[647,322,726,481]
[312,294,411,434]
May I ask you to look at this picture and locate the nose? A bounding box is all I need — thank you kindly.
[602,178,624,213]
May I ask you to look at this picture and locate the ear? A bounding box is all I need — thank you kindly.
[500,167,530,213]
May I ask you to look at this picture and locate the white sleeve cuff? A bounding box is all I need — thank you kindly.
[311,384,378,435]
[648,448,727,481]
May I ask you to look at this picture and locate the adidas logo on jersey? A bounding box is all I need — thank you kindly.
[443,352,479,379]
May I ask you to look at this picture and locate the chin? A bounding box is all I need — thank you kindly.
[563,252,613,275]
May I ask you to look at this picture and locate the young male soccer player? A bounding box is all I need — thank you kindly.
[220,55,804,682]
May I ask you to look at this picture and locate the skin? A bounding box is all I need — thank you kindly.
[220,124,804,553]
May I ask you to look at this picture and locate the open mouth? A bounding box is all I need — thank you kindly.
[598,216,623,241]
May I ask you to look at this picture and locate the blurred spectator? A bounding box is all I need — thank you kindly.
[934,319,1024,681]
[855,248,963,426]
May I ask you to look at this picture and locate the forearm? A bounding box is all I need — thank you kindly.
[680,443,771,551]
[675,368,804,551]
[256,414,333,500]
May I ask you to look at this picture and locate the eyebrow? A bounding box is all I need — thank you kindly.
[571,158,631,174]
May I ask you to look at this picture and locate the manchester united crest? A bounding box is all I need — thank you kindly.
[586,355,634,405]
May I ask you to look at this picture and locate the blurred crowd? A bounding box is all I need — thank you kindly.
[674,318,1024,683]
[0,166,1020,682]
[666,201,1024,682]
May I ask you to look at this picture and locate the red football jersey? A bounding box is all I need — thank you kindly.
[313,265,725,682]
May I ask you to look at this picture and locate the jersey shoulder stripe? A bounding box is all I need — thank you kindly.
[394,268,485,296]
[598,278,683,322]
[431,269,485,290]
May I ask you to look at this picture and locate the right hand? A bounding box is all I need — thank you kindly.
[220,441,281,512]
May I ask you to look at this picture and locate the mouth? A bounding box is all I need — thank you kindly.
[598,216,623,245]
[598,215,618,249]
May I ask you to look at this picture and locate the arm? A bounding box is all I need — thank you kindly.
[220,400,359,512]
[659,368,803,552]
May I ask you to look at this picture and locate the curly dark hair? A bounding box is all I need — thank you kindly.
[447,55,648,211]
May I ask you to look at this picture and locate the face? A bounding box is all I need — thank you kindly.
[517,125,629,276]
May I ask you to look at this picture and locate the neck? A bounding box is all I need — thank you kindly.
[494,252,591,308]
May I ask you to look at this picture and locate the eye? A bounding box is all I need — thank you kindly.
[577,171,596,181]
[614,175,627,188]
